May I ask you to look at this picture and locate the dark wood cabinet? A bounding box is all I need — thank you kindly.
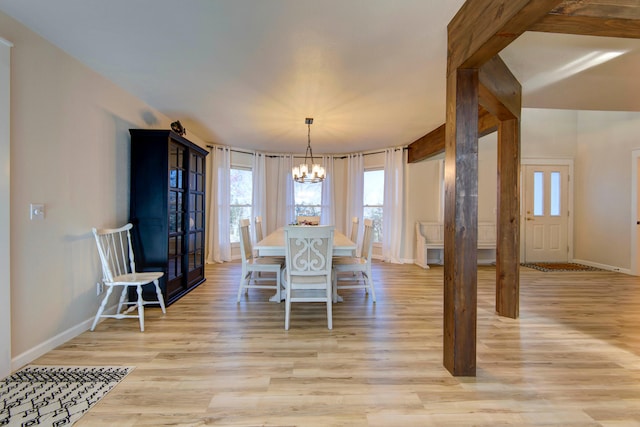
[129,129,208,305]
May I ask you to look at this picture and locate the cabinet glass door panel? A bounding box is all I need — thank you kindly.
[168,142,186,291]
[186,151,206,284]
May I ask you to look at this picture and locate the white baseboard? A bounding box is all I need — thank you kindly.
[415,260,428,269]
[11,304,117,371]
[571,258,632,275]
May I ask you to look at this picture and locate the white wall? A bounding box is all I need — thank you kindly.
[574,110,640,270]
[1,11,207,369]
[0,36,12,378]
[521,108,578,159]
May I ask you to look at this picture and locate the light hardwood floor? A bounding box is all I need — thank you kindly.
[32,261,640,426]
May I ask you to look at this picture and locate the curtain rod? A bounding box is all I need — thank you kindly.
[205,145,406,159]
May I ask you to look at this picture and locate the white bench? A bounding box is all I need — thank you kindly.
[415,221,496,269]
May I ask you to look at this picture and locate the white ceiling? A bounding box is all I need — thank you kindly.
[1,0,639,154]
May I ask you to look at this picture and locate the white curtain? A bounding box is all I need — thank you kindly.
[382,147,405,263]
[320,155,335,226]
[345,153,364,245]
[252,152,267,243]
[206,146,231,263]
[264,154,295,230]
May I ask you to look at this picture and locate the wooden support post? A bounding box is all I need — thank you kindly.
[496,118,520,318]
[443,67,478,376]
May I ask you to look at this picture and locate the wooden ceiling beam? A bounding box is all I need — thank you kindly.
[478,55,522,121]
[447,0,565,72]
[530,0,640,38]
[549,0,640,19]
[407,124,445,163]
[478,106,500,138]
[407,106,499,163]
[530,15,640,38]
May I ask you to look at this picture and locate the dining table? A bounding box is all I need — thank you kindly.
[254,226,356,302]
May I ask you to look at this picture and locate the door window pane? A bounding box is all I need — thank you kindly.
[534,171,544,216]
[550,172,561,216]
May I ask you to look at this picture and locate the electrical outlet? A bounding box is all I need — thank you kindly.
[30,203,45,220]
[96,282,103,296]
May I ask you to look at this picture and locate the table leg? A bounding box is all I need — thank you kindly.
[269,274,285,302]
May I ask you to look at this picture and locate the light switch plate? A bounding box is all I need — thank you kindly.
[30,203,45,220]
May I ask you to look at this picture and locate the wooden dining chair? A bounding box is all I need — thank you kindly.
[283,225,335,330]
[91,223,166,332]
[332,218,376,302]
[238,218,284,302]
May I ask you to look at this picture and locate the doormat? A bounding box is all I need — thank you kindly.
[0,365,133,426]
[521,262,602,272]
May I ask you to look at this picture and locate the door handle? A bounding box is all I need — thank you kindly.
[526,217,534,221]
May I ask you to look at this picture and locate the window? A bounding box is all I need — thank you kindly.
[550,171,561,216]
[294,181,322,219]
[533,171,544,216]
[363,169,384,242]
[230,168,252,242]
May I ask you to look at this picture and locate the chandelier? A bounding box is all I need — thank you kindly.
[292,118,325,183]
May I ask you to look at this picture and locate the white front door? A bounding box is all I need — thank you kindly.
[523,164,570,263]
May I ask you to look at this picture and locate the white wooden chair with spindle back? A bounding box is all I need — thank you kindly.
[91,223,166,332]
[283,225,335,330]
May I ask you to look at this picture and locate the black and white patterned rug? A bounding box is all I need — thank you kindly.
[521,262,602,272]
[0,365,133,426]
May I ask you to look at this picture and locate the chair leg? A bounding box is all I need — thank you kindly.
[275,269,282,303]
[153,280,166,313]
[237,273,248,302]
[285,297,291,330]
[284,280,291,330]
[91,286,113,331]
[136,285,145,332]
[366,267,376,302]
[326,285,333,330]
[116,286,128,314]
[332,269,338,303]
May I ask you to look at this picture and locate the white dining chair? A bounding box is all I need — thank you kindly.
[348,216,359,256]
[349,216,359,243]
[332,218,376,302]
[91,223,166,332]
[283,225,335,330]
[254,216,265,244]
[238,218,284,302]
